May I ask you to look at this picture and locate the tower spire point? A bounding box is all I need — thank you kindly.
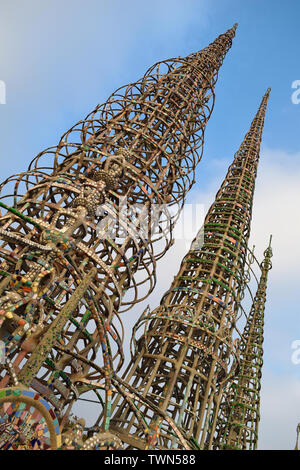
[269,234,273,247]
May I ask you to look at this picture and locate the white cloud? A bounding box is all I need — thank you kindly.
[250,147,300,280]
[259,370,300,449]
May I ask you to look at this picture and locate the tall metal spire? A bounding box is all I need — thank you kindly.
[0,26,237,450]
[109,89,270,450]
[214,236,273,450]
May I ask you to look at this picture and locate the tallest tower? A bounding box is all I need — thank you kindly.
[110,89,270,450]
[0,26,237,449]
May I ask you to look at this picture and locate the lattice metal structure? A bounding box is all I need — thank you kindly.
[212,237,273,450]
[295,424,300,450]
[0,25,237,450]
[109,89,271,450]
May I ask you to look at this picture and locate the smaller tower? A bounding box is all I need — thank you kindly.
[214,237,273,449]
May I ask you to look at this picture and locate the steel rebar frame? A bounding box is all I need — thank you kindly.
[108,89,271,450]
[0,25,237,449]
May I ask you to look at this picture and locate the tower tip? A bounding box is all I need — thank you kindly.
[263,235,273,261]
[268,234,273,247]
[233,23,238,30]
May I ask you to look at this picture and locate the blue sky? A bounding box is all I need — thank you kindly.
[1,0,300,450]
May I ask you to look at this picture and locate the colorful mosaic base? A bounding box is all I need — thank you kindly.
[0,388,61,450]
